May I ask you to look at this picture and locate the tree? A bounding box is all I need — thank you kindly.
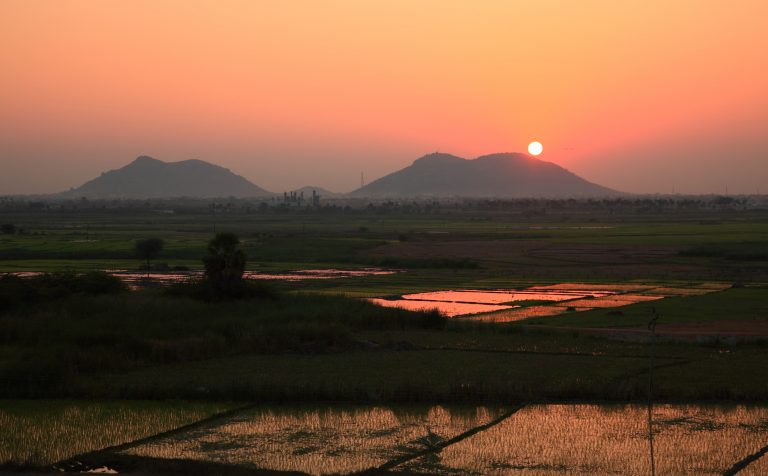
[1,224,16,235]
[203,232,246,294]
[135,238,164,276]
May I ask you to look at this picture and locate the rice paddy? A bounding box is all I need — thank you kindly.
[0,400,234,466]
[367,283,727,322]
[103,403,768,475]
[1,203,767,473]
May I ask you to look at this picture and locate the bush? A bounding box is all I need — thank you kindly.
[0,271,126,310]
[164,277,279,302]
[0,275,36,311]
[32,271,126,296]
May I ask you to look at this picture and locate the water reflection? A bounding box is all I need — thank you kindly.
[369,283,724,320]
[368,298,515,317]
[471,305,576,323]
[10,268,397,290]
[551,294,664,309]
[528,283,657,292]
[400,290,607,304]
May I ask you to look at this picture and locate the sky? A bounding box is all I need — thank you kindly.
[1,1,767,195]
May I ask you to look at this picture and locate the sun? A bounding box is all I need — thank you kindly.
[528,141,543,156]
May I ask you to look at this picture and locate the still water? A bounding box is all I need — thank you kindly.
[11,268,397,289]
[121,404,768,475]
[367,283,728,320]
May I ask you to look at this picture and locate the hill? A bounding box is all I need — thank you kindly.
[64,156,272,198]
[351,152,619,197]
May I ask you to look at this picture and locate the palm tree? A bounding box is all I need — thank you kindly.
[203,232,246,294]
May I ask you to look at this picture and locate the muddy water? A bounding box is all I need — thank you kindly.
[119,404,768,475]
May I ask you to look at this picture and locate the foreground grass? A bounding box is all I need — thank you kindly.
[0,288,444,398]
[0,400,235,466]
[88,350,671,402]
[79,327,767,402]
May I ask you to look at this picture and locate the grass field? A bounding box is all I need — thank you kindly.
[0,282,765,403]
[0,201,766,468]
[521,286,768,328]
[2,205,767,284]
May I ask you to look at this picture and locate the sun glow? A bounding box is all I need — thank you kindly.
[528,141,543,156]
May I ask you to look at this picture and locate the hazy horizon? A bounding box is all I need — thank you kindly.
[2,1,767,195]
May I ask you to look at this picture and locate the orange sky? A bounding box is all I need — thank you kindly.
[1,1,767,194]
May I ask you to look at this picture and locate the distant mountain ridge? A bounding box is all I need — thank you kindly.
[64,156,272,198]
[351,152,618,197]
[60,152,618,199]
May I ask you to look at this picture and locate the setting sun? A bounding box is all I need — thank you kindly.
[528,141,543,156]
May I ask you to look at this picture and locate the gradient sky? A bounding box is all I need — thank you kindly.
[1,1,767,195]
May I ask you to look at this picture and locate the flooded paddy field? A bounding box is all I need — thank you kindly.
[10,268,397,290]
[368,283,729,322]
[54,403,768,475]
[368,298,513,317]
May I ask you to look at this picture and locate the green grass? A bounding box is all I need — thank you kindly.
[0,285,445,398]
[84,339,768,402]
[1,206,767,407]
[94,350,663,402]
[2,208,767,286]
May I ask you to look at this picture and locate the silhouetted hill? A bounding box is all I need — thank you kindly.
[350,152,619,197]
[64,156,272,198]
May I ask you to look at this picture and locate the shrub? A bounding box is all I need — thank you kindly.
[0,275,36,311]
[0,271,126,310]
[164,277,279,302]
